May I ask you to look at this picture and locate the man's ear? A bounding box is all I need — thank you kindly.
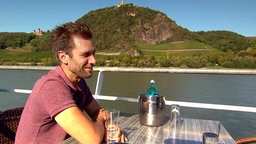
[58,51,69,64]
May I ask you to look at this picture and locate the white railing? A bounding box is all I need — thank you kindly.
[2,65,256,74]
[1,66,256,113]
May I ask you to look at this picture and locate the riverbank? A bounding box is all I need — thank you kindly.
[1,65,256,75]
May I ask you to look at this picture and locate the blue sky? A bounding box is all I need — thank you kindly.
[0,0,255,36]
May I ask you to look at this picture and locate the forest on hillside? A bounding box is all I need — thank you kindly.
[1,30,256,68]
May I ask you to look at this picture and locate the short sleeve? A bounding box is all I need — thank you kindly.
[38,80,76,118]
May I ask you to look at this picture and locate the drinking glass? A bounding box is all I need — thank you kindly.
[203,121,221,144]
[169,104,181,142]
[170,104,180,123]
[106,109,120,143]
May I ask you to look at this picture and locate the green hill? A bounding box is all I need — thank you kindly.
[76,4,202,52]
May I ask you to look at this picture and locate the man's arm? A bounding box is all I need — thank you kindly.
[54,100,106,144]
[85,99,103,121]
[85,99,128,142]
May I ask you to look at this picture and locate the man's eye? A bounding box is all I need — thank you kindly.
[83,54,89,57]
[82,53,93,57]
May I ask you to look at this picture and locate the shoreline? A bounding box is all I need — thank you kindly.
[1,65,256,75]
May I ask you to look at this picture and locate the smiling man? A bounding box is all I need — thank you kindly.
[15,22,126,144]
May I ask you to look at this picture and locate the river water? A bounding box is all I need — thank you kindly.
[0,68,256,140]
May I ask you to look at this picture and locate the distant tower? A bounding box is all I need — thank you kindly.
[117,0,124,7]
[32,28,43,35]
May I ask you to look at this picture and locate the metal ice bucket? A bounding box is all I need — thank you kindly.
[138,94,166,127]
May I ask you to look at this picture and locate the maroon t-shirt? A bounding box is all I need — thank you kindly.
[15,66,94,144]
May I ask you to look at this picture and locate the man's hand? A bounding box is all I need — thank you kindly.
[116,125,128,142]
[104,113,128,143]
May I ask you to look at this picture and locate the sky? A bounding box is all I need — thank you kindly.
[0,0,255,37]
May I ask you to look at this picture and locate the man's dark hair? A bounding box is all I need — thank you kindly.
[51,22,93,65]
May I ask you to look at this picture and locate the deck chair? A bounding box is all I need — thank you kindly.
[0,107,23,144]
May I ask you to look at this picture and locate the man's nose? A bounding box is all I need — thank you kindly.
[89,55,96,65]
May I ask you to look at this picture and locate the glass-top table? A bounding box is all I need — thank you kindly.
[62,114,236,144]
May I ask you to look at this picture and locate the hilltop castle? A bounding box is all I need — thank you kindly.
[32,28,44,36]
[117,0,124,7]
[116,0,136,17]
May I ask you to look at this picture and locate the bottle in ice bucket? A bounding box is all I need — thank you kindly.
[139,80,166,126]
[147,80,159,97]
